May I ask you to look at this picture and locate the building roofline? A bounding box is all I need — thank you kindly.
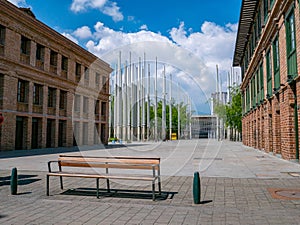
[0,0,111,71]
[233,0,258,67]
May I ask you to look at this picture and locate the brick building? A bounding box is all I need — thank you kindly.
[233,0,300,161]
[0,0,112,150]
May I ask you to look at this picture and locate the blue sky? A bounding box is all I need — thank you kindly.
[9,0,242,114]
[13,0,241,35]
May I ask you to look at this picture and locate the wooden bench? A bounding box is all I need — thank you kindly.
[46,155,161,200]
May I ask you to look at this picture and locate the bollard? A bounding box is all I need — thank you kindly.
[193,171,201,204]
[10,167,18,195]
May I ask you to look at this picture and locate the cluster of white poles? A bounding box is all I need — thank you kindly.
[214,65,241,141]
[108,52,192,142]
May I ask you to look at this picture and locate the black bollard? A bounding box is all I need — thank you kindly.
[193,171,201,204]
[10,167,18,195]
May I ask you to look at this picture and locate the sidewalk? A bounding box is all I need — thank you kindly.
[1,140,300,224]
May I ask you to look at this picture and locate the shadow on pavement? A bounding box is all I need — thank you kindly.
[0,144,129,159]
[61,187,176,201]
[0,174,41,186]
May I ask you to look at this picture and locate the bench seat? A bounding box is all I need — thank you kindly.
[46,155,161,200]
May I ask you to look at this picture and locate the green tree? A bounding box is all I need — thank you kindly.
[225,86,242,133]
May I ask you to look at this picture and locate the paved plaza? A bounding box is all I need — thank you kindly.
[1,139,300,224]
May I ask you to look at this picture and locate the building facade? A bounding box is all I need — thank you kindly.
[233,0,300,161]
[191,115,217,139]
[0,0,112,150]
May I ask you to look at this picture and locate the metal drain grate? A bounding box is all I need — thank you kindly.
[276,190,300,199]
[268,188,300,200]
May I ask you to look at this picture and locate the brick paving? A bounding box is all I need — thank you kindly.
[1,140,300,224]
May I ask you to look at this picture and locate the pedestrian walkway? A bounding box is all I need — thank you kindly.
[1,140,300,224]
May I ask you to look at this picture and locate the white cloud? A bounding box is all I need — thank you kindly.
[8,0,28,7]
[102,2,123,22]
[140,24,148,30]
[64,21,238,113]
[62,33,79,44]
[70,0,123,22]
[170,21,237,71]
[73,26,93,39]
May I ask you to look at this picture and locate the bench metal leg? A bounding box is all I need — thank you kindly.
[46,175,50,196]
[152,181,156,201]
[158,178,161,195]
[60,176,63,190]
[106,179,110,193]
[96,178,99,198]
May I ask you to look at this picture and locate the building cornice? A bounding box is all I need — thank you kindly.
[0,0,111,70]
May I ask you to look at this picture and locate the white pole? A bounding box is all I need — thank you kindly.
[162,64,166,141]
[147,63,151,141]
[123,62,127,142]
[188,98,192,139]
[142,53,146,141]
[169,74,172,140]
[127,53,131,141]
[216,64,219,141]
[118,52,122,140]
[131,62,135,141]
[154,57,158,141]
[108,74,112,140]
[114,64,117,139]
[137,62,140,141]
[177,83,180,140]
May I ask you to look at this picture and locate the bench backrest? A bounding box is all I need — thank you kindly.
[58,155,160,171]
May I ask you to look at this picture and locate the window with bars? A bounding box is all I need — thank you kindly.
[74,94,81,112]
[20,36,30,64]
[0,25,5,56]
[33,83,43,105]
[61,56,68,72]
[101,101,106,116]
[50,50,58,66]
[255,71,259,104]
[48,87,56,107]
[266,50,272,98]
[286,9,298,79]
[75,63,81,81]
[84,67,89,81]
[20,36,30,55]
[272,36,280,90]
[83,96,89,113]
[0,25,5,46]
[95,72,100,85]
[102,76,107,92]
[95,99,100,115]
[36,44,44,61]
[36,44,45,69]
[17,79,29,103]
[259,63,264,101]
[59,90,67,110]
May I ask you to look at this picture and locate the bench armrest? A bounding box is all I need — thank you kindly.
[47,160,60,172]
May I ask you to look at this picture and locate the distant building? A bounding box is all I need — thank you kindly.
[233,0,300,161]
[191,115,217,139]
[0,1,112,150]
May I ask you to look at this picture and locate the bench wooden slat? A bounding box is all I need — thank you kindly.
[48,172,157,181]
[58,156,160,165]
[59,161,159,170]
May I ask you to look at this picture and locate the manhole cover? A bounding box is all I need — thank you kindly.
[268,188,300,200]
[288,172,300,177]
[276,190,300,199]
